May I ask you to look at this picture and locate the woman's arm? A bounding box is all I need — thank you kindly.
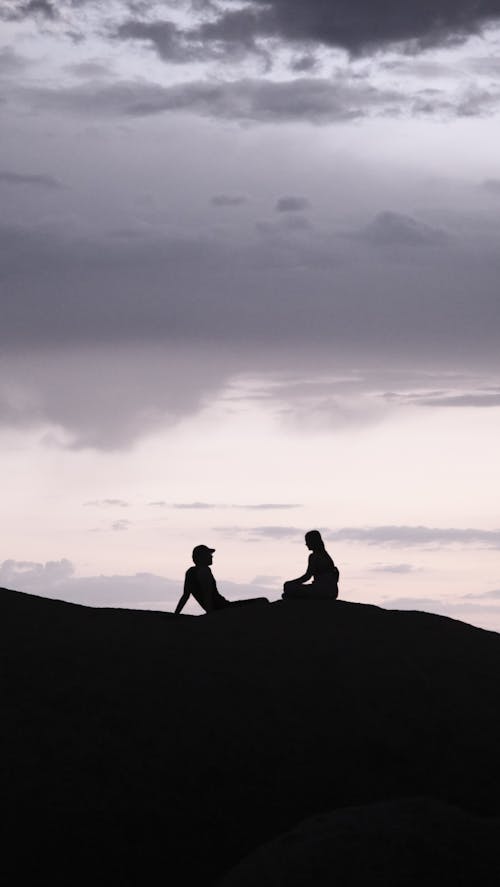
[289,555,314,585]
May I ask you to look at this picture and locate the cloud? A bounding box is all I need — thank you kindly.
[217,525,303,540]
[211,194,247,207]
[240,503,302,510]
[483,178,500,194]
[352,211,449,247]
[0,47,30,74]
[16,65,500,125]
[84,499,129,508]
[250,574,281,587]
[115,9,272,66]
[420,392,500,408]
[378,594,500,633]
[290,54,318,73]
[2,557,499,629]
[151,502,300,510]
[462,589,500,600]
[380,58,458,79]
[0,169,63,189]
[0,342,243,449]
[23,0,55,17]
[382,387,500,409]
[0,558,74,587]
[216,524,500,549]
[326,526,500,549]
[275,196,310,212]
[0,558,179,605]
[174,502,217,509]
[466,55,500,76]
[0,558,275,609]
[111,519,131,531]
[115,19,205,65]
[22,75,405,124]
[371,564,418,574]
[66,60,115,80]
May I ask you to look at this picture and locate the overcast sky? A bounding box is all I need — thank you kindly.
[1,0,500,626]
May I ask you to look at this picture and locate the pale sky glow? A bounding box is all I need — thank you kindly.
[1,0,500,628]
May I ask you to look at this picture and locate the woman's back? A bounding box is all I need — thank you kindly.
[309,549,336,578]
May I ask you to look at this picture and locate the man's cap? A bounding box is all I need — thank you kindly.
[192,544,215,560]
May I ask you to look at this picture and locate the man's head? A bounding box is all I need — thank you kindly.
[192,544,215,566]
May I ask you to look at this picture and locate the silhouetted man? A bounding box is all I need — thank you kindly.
[175,545,230,614]
[174,545,268,614]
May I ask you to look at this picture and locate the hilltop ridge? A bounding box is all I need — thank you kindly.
[3,587,500,885]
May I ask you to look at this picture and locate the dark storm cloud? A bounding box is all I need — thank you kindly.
[115,20,204,64]
[211,194,247,207]
[1,0,57,20]
[116,1,500,58]
[23,0,55,16]
[2,217,500,357]
[1,213,500,447]
[0,169,63,189]
[0,222,246,347]
[115,8,273,66]
[352,211,449,247]
[215,0,500,53]
[326,526,500,548]
[275,196,310,212]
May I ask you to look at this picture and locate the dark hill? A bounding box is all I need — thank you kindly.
[2,588,500,885]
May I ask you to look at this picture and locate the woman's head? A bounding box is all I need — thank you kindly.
[305,530,325,551]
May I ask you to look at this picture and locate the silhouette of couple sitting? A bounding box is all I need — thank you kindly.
[175,530,339,614]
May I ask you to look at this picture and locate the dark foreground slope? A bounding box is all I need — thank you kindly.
[2,588,500,885]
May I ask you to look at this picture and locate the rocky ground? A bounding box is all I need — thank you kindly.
[2,588,500,884]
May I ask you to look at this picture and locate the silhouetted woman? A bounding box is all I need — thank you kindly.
[282,530,339,600]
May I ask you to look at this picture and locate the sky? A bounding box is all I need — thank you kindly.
[1,0,500,626]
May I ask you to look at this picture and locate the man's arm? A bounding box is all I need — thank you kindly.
[174,574,191,614]
[174,592,189,615]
